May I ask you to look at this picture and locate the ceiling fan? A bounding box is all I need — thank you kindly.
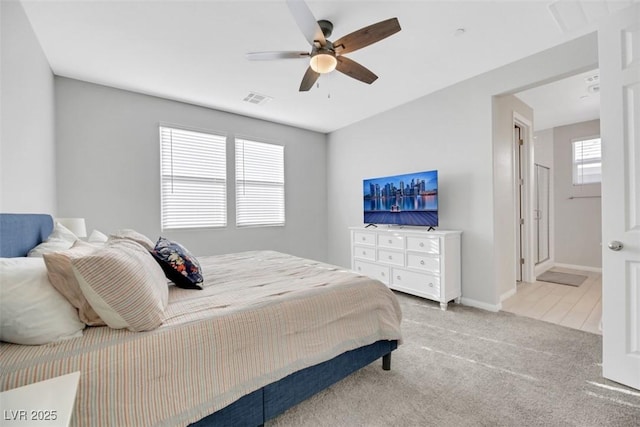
[246,0,401,91]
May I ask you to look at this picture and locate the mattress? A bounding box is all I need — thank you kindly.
[1,251,402,426]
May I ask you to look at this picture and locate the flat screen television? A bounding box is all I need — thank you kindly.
[363,170,438,227]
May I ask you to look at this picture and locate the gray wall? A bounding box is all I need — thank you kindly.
[553,119,602,269]
[327,33,598,310]
[1,0,56,213]
[55,77,328,260]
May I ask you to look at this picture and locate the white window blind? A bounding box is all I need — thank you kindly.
[235,139,285,227]
[160,126,227,230]
[572,137,602,185]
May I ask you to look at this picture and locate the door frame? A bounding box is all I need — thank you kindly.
[513,113,535,284]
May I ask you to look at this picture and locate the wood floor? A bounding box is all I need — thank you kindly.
[501,267,602,335]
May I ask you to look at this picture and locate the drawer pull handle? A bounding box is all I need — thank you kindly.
[428,283,433,287]
[420,260,425,265]
[362,237,366,241]
[362,251,367,255]
[381,272,385,277]
[388,255,393,260]
[396,275,401,280]
[419,242,424,247]
[388,239,393,244]
[357,267,361,271]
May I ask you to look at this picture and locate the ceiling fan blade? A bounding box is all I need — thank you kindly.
[299,66,320,91]
[335,56,378,85]
[286,0,326,46]
[333,18,401,55]
[246,51,309,61]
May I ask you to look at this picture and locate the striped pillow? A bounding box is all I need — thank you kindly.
[108,229,155,251]
[71,239,169,332]
[43,240,106,326]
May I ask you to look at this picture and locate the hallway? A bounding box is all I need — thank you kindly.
[502,267,602,335]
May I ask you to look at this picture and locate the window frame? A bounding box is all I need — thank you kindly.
[571,135,602,186]
[159,124,228,230]
[234,137,285,228]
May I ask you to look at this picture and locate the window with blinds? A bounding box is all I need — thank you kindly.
[160,126,227,230]
[572,137,602,185]
[235,138,285,227]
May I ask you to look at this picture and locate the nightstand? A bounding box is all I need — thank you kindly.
[1,372,80,426]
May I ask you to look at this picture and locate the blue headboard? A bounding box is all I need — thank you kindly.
[0,214,54,257]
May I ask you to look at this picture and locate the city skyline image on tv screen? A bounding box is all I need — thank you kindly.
[363,170,438,227]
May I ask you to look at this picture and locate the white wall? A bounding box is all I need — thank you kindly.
[327,33,598,310]
[55,77,328,260]
[553,119,602,269]
[0,0,56,213]
[492,94,533,297]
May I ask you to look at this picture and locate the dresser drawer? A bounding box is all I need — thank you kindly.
[406,236,440,254]
[407,253,440,273]
[377,233,405,250]
[377,249,404,266]
[354,260,390,285]
[353,231,376,246]
[354,245,376,261]
[391,268,440,298]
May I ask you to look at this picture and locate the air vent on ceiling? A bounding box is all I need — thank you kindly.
[243,92,273,106]
[549,0,633,33]
[584,73,599,84]
[584,73,600,94]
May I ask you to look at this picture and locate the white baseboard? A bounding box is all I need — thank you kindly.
[460,297,501,312]
[500,287,517,302]
[554,263,602,273]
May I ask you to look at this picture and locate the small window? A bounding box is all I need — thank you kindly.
[160,126,227,230]
[235,138,285,227]
[572,137,601,185]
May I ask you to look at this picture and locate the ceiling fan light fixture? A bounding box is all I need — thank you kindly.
[309,52,337,74]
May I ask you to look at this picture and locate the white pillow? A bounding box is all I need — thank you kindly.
[87,229,108,245]
[27,222,78,257]
[0,258,85,345]
[71,239,168,332]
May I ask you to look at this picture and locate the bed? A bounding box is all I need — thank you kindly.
[0,213,402,426]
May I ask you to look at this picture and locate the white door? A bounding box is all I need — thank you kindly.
[599,4,640,390]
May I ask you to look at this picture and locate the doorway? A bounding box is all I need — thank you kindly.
[502,69,603,336]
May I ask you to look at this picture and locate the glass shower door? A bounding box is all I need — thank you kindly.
[534,164,550,264]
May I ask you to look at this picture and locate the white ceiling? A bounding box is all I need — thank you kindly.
[516,68,601,131]
[19,0,628,133]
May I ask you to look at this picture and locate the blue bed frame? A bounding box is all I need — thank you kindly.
[0,213,53,257]
[0,213,397,426]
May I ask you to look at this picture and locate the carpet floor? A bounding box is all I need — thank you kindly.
[268,292,640,427]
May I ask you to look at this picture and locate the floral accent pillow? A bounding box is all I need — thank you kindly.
[151,237,204,290]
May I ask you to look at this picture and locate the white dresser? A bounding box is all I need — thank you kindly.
[350,226,462,310]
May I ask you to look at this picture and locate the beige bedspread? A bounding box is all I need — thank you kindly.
[0,251,402,426]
